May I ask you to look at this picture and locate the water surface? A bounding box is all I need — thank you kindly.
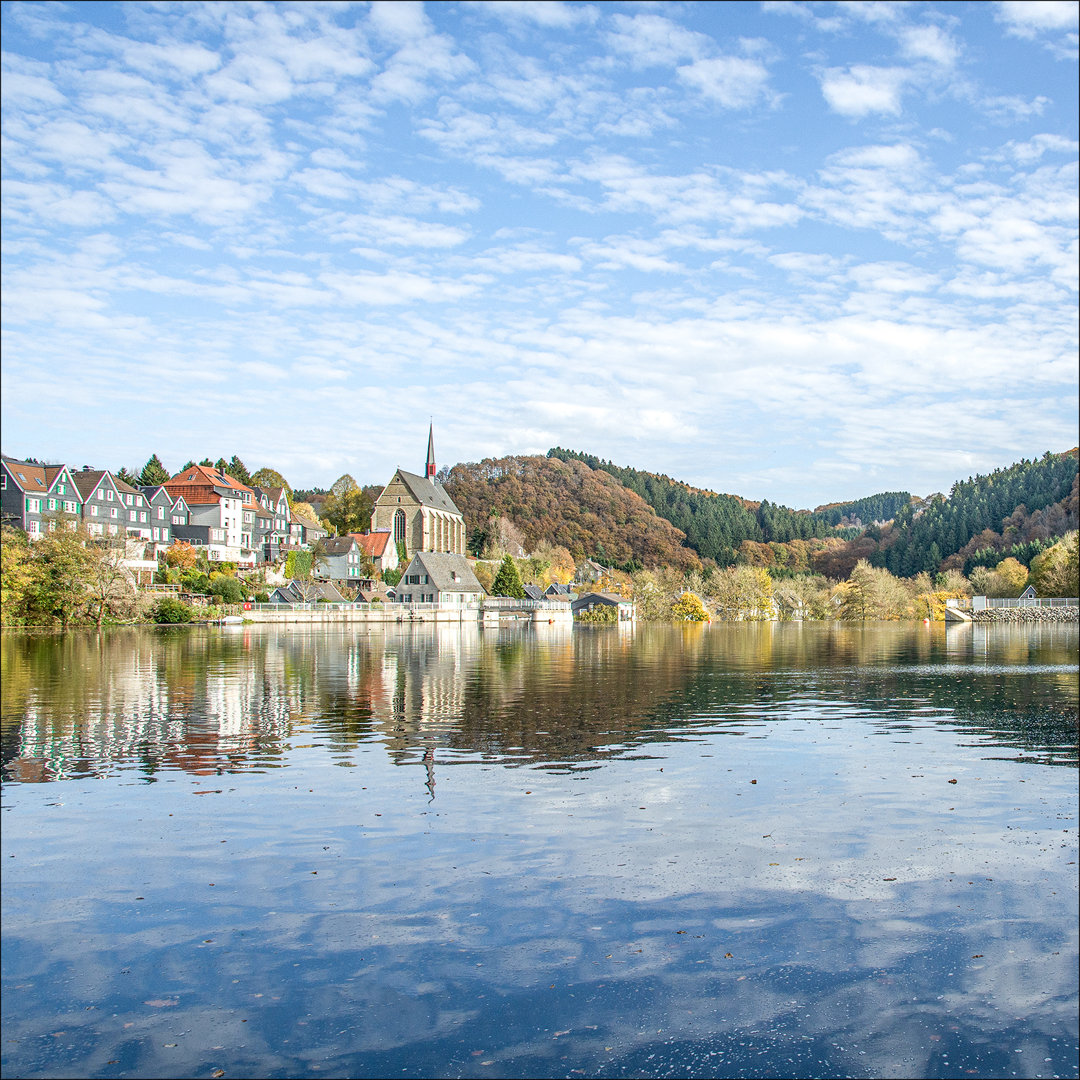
[2,621,1077,1079]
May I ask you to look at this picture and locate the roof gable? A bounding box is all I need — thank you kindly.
[393,470,462,516]
[3,461,48,492]
[405,552,484,593]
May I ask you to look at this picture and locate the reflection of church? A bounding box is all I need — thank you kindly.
[371,426,466,559]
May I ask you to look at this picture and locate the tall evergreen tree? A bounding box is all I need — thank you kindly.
[139,454,170,486]
[491,554,525,598]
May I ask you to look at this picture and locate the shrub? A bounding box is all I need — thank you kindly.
[209,574,244,603]
[152,596,193,624]
[576,604,617,624]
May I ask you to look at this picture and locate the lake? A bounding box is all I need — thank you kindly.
[1,621,1077,1080]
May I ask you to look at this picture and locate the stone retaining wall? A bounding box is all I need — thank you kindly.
[970,607,1078,623]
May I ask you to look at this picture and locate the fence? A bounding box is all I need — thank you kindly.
[983,596,1078,609]
[952,596,1080,611]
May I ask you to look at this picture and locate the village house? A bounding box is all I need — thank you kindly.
[2,457,83,537]
[164,463,263,566]
[571,591,635,622]
[351,529,398,574]
[395,551,484,609]
[314,535,367,586]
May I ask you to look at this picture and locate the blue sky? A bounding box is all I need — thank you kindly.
[2,0,1077,508]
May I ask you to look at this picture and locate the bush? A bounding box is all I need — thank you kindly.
[152,596,193,624]
[576,604,617,624]
[254,591,270,603]
[209,573,244,603]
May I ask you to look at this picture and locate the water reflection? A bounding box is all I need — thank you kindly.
[2,622,1076,786]
[1,622,1076,1080]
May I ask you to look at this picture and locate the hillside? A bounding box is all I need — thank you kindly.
[548,447,859,564]
[443,455,701,571]
[444,448,1078,580]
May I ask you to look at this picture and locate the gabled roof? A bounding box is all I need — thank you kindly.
[72,469,117,502]
[165,464,256,502]
[392,470,461,516]
[322,536,358,556]
[272,580,349,604]
[352,531,392,558]
[2,459,49,493]
[403,552,484,594]
[113,476,147,503]
[44,465,79,494]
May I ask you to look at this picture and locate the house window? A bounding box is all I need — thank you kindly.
[48,498,57,510]
[129,511,137,522]
[110,507,118,518]
[56,484,65,495]
[106,490,114,501]
[140,512,147,522]
[27,498,41,513]
[157,507,164,519]
[0,475,5,490]
[90,505,98,516]
[29,520,40,535]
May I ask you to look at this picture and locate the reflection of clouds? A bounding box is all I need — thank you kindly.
[2,623,1076,1076]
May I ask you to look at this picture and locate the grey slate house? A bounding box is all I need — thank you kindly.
[72,468,127,539]
[2,457,83,537]
[139,485,177,549]
[313,535,366,585]
[395,552,485,608]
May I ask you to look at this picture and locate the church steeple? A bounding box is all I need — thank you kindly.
[426,423,437,480]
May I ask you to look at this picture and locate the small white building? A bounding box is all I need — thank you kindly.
[395,552,485,608]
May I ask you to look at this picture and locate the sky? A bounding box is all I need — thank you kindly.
[1,0,1077,509]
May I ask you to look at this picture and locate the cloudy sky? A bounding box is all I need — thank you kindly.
[2,1,1077,507]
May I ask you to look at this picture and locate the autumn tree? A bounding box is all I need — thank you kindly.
[673,591,709,622]
[837,560,911,620]
[83,543,136,629]
[1029,531,1079,597]
[250,468,292,500]
[1,527,36,626]
[322,474,374,537]
[165,540,198,570]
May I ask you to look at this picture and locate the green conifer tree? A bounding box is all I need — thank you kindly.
[491,554,525,599]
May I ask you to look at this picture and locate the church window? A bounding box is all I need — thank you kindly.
[394,508,406,543]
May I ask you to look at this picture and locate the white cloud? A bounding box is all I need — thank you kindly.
[899,24,960,68]
[820,65,908,116]
[994,1,1079,36]
[677,56,774,109]
[605,13,710,67]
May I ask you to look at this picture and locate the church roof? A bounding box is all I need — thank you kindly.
[394,469,462,516]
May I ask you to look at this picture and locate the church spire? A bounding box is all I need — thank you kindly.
[426,422,436,480]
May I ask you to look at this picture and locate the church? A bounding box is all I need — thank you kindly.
[371,426,467,560]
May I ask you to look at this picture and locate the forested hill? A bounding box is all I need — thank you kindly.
[547,447,858,565]
[876,450,1078,576]
[443,455,701,571]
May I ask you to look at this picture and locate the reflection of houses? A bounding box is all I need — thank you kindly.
[371,426,466,561]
